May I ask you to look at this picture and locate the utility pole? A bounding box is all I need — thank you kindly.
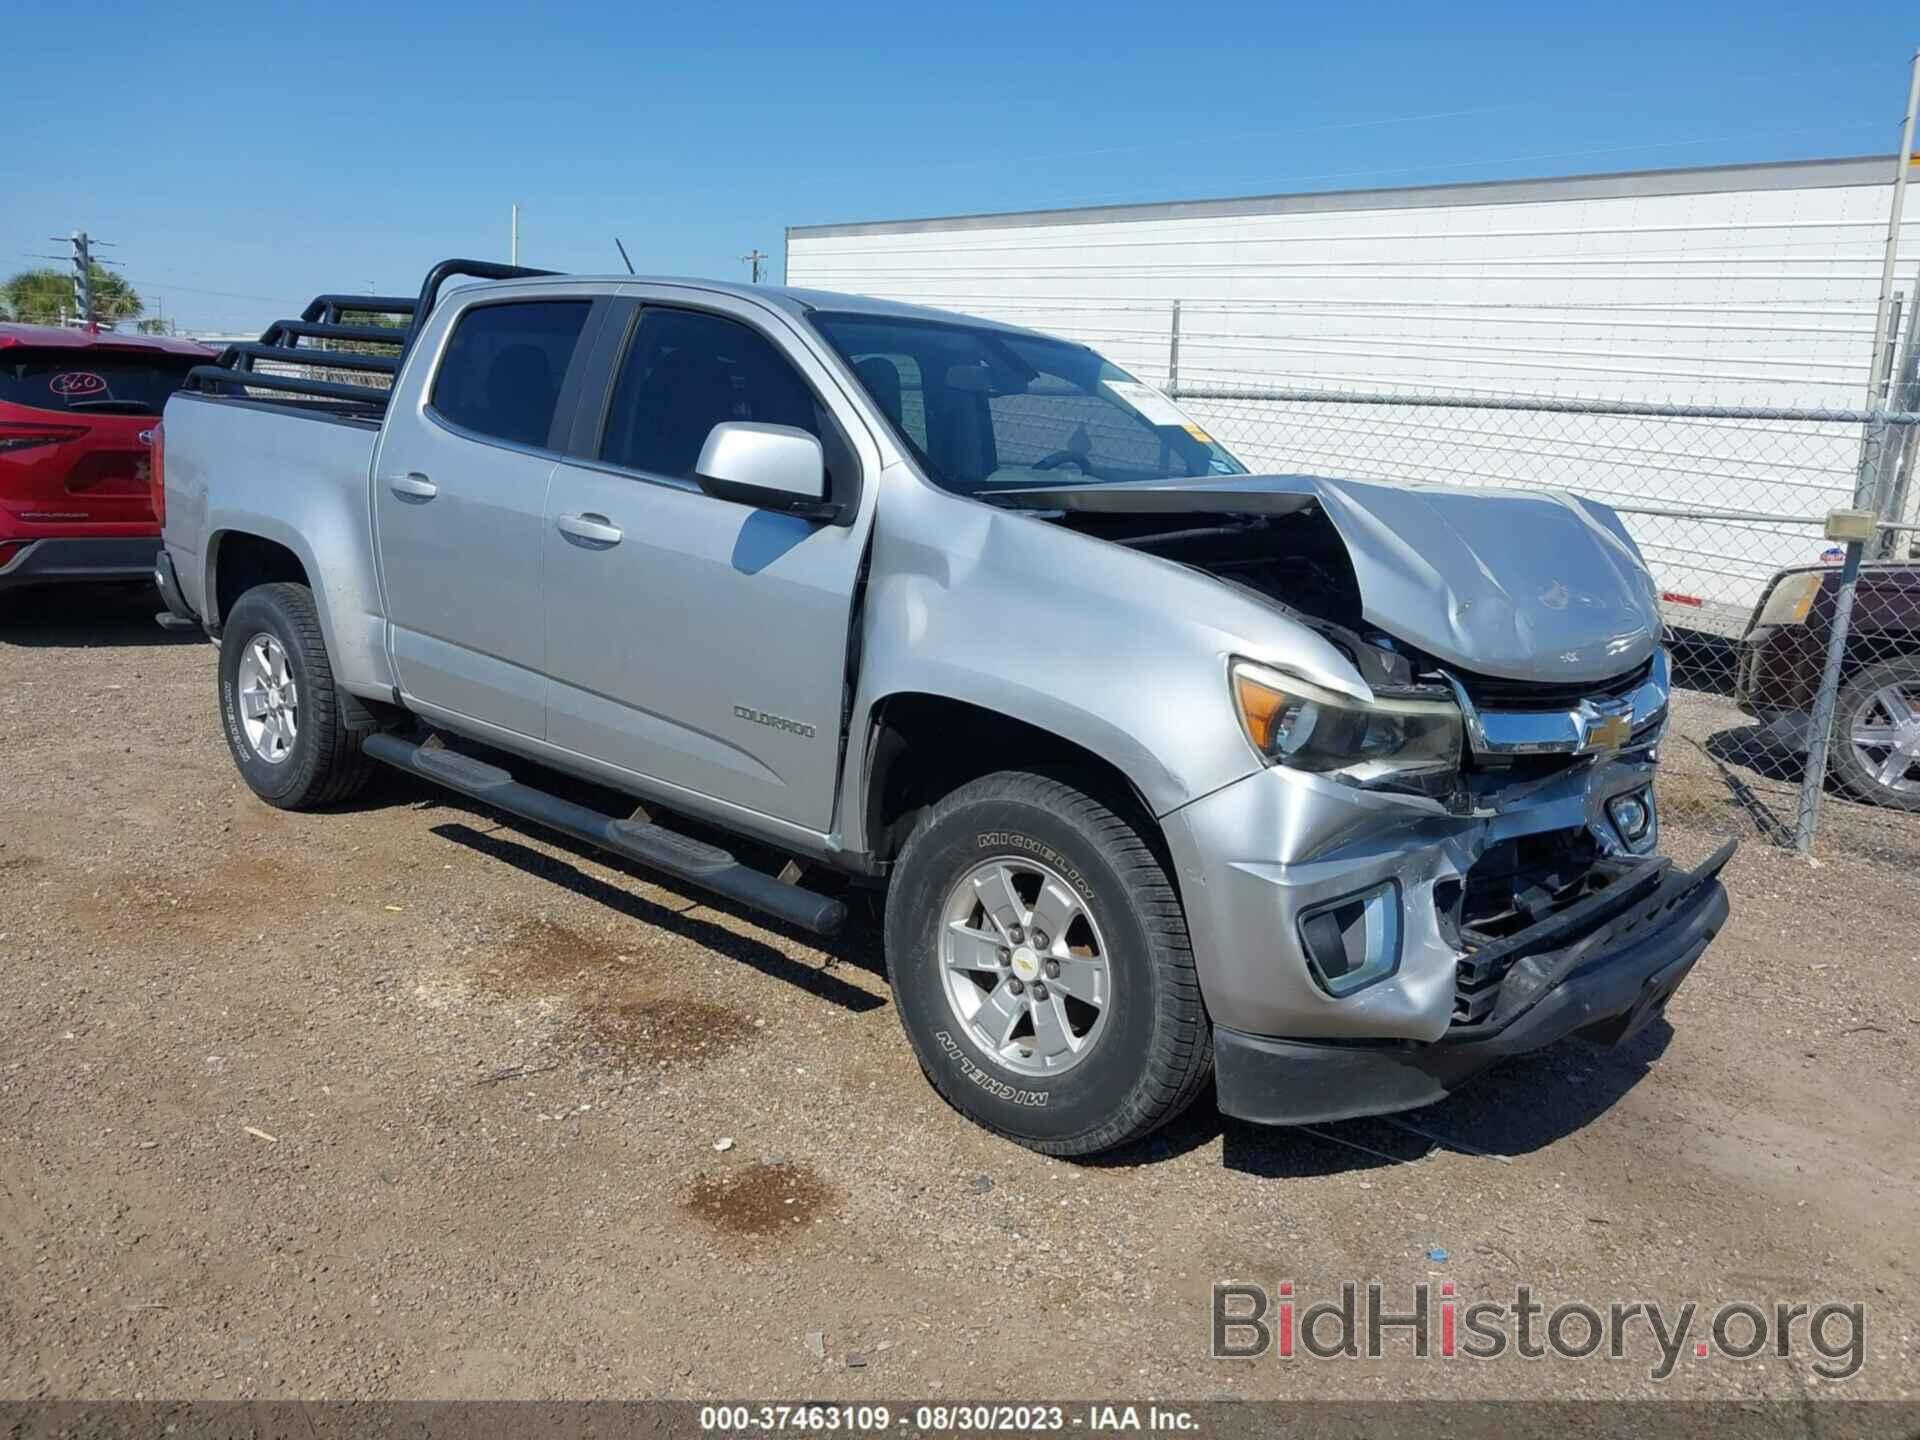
[1863,48,1920,429]
[511,204,520,266]
[741,249,767,284]
[37,230,119,330]
[1855,47,1920,525]
[70,231,92,326]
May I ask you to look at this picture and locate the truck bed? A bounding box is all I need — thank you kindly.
[159,391,390,699]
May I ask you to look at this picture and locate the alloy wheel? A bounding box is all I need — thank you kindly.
[938,855,1113,1077]
[236,632,299,765]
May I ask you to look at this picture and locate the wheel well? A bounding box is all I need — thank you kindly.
[863,693,1159,864]
[212,533,309,629]
[1844,628,1920,671]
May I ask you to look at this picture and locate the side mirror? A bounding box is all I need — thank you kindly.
[695,421,840,522]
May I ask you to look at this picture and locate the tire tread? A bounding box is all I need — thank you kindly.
[886,769,1213,1157]
[224,582,376,809]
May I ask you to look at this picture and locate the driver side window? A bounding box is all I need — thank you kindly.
[600,308,825,480]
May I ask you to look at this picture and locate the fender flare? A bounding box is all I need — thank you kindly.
[839,674,1196,857]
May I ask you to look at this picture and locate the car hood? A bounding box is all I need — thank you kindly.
[994,474,1662,684]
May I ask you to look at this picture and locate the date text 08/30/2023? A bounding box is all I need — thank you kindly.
[697,1404,1199,1433]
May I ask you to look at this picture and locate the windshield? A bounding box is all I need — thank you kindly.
[809,312,1244,495]
[0,348,199,416]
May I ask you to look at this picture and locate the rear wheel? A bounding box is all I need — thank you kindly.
[1830,656,1920,811]
[883,770,1213,1157]
[217,582,376,809]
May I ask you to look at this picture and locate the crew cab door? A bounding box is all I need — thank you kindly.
[371,295,599,738]
[541,293,876,832]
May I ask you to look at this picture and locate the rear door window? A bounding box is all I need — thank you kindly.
[0,350,198,416]
[430,300,593,450]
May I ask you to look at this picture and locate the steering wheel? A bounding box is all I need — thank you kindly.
[1033,450,1093,473]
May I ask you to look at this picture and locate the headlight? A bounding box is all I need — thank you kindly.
[1229,659,1462,791]
[1753,571,1823,629]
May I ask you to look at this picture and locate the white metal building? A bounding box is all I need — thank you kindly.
[787,156,1920,634]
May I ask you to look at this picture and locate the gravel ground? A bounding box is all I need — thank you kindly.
[0,586,1915,1403]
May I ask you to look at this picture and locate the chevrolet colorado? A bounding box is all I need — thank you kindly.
[156,259,1731,1156]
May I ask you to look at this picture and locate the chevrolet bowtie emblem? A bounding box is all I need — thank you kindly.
[1584,712,1633,752]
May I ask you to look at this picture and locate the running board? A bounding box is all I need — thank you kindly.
[361,732,846,936]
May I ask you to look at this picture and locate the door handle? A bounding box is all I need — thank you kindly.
[385,472,437,499]
[557,512,623,545]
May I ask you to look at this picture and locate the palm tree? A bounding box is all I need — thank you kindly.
[1,267,144,327]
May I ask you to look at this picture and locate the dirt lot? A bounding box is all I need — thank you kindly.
[1,586,1915,1403]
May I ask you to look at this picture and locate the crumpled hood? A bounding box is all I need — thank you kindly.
[998,473,1663,684]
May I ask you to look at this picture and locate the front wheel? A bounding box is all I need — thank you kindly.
[883,771,1213,1156]
[1830,656,1920,810]
[217,582,376,809]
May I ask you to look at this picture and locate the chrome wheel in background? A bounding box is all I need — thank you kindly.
[1848,679,1920,799]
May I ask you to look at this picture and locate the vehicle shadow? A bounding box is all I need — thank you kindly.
[1703,723,1803,784]
[427,815,887,1015]
[345,739,1671,1169]
[1087,1018,1673,1175]
[326,727,896,973]
[0,583,201,650]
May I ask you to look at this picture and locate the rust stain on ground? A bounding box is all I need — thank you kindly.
[35,855,311,943]
[473,918,621,995]
[682,1162,834,1237]
[473,917,758,1073]
[579,995,757,1068]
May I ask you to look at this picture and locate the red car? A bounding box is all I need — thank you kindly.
[0,323,213,593]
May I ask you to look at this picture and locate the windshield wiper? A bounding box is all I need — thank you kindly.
[976,482,1139,507]
[1115,517,1270,549]
[973,488,1066,510]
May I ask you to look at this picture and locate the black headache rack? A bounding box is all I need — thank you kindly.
[181,259,558,415]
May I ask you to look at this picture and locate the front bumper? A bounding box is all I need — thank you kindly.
[1735,626,1821,715]
[1162,747,1670,1042]
[1210,840,1732,1125]
[0,536,160,591]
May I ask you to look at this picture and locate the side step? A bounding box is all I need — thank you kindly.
[361,732,846,936]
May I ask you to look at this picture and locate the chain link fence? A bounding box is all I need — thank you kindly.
[786,107,1920,865]
[1162,378,1920,864]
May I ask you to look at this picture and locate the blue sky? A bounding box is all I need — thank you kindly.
[4,0,1916,335]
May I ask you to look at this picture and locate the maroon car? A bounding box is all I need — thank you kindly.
[1736,559,1920,809]
[0,323,212,593]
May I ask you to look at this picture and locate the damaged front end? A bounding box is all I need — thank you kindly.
[1204,834,1733,1127]
[1001,472,1733,1125]
[1002,468,1671,810]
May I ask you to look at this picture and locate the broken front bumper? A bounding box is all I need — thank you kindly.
[1210,840,1733,1126]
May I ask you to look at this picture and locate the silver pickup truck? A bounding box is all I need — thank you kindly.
[156,259,1732,1156]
